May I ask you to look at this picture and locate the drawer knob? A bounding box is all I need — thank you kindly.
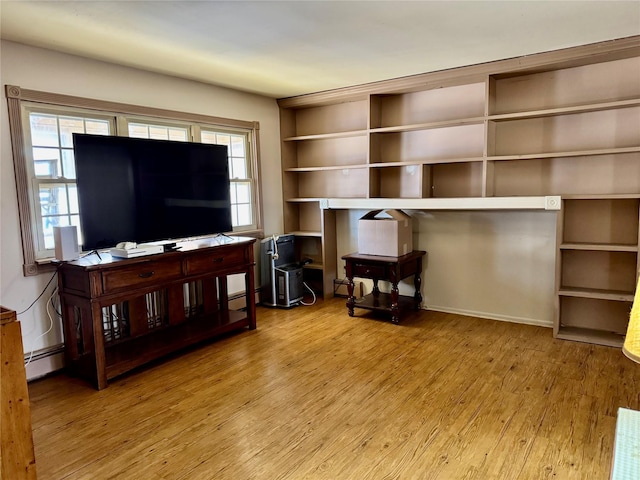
[138,271,155,278]
[212,257,224,263]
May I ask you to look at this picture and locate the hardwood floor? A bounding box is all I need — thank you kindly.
[28,298,640,479]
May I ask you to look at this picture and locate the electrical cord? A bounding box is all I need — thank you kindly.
[24,286,57,366]
[16,270,58,315]
[299,281,317,306]
[271,234,279,260]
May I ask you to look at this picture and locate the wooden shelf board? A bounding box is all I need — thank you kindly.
[370,117,485,134]
[105,311,249,379]
[286,163,368,172]
[289,230,322,238]
[285,198,325,203]
[324,196,561,211]
[353,292,418,315]
[556,326,625,348]
[303,263,324,271]
[558,287,635,302]
[561,193,640,200]
[488,98,640,121]
[370,156,485,167]
[489,146,640,162]
[287,157,486,171]
[560,243,639,252]
[283,130,368,142]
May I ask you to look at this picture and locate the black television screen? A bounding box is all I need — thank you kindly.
[73,134,232,250]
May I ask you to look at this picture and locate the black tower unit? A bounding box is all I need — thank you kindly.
[260,234,304,307]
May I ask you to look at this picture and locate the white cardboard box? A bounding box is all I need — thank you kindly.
[358,209,413,257]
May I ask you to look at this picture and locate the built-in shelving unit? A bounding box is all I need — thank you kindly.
[278,37,640,345]
[555,196,640,346]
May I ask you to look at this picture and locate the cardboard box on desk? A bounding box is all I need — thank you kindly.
[358,209,413,257]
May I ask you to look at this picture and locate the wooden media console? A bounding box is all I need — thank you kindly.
[57,237,256,390]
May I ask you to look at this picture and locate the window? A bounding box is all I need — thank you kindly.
[128,121,257,229]
[127,121,189,141]
[6,85,262,275]
[201,129,254,228]
[25,108,113,253]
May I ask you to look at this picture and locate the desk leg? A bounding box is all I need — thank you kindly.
[372,279,380,298]
[246,269,256,330]
[390,282,400,324]
[91,301,108,390]
[414,273,423,310]
[414,258,423,311]
[346,275,355,317]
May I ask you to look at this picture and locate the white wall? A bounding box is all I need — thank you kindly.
[337,209,557,327]
[0,41,283,374]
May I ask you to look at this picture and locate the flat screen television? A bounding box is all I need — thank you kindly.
[73,133,233,251]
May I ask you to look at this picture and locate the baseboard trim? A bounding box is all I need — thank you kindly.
[425,304,553,329]
[25,344,65,381]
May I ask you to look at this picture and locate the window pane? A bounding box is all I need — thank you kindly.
[168,128,188,142]
[41,207,70,250]
[231,205,238,227]
[61,149,76,179]
[148,126,169,140]
[214,134,231,148]
[231,157,247,179]
[33,148,61,178]
[29,114,59,147]
[234,204,252,226]
[229,183,237,204]
[59,117,86,148]
[230,135,245,157]
[85,120,110,136]
[200,131,216,144]
[129,124,149,138]
[68,185,79,214]
[40,184,79,250]
[40,185,69,216]
[129,122,188,141]
[233,182,251,203]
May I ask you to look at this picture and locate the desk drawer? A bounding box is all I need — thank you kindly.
[351,263,387,279]
[185,248,247,276]
[101,260,182,294]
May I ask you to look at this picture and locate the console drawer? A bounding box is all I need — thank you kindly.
[101,260,182,294]
[185,247,247,276]
[351,263,388,279]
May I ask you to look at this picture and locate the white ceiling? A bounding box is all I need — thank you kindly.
[1,1,639,99]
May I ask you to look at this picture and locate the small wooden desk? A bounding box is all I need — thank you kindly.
[342,251,426,324]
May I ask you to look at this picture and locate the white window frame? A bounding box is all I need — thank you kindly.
[22,104,116,256]
[5,85,263,276]
[120,118,259,231]
[199,126,257,230]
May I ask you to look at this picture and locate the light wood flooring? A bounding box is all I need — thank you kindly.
[28,298,640,479]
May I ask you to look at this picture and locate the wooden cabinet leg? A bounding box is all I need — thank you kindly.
[246,270,256,330]
[346,276,355,316]
[372,279,380,297]
[414,272,423,310]
[391,282,400,324]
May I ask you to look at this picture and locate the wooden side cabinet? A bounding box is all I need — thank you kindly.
[1,306,37,480]
[57,237,256,390]
[342,251,426,324]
